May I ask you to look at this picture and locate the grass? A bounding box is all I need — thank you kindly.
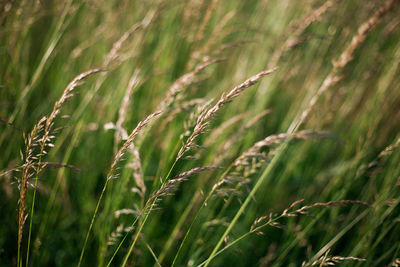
[1,0,400,266]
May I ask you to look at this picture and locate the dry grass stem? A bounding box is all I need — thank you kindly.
[79,109,162,266]
[116,70,141,138]
[299,0,398,124]
[1,161,79,178]
[177,68,277,160]
[377,135,400,160]
[234,130,337,167]
[356,135,400,178]
[250,199,368,233]
[173,166,223,180]
[160,98,207,130]
[46,69,104,131]
[288,199,369,216]
[147,166,222,210]
[4,1,400,266]
[108,69,142,154]
[302,249,366,266]
[18,68,102,264]
[161,58,226,110]
[109,110,162,180]
[17,117,45,261]
[214,129,345,200]
[127,144,146,197]
[107,224,135,246]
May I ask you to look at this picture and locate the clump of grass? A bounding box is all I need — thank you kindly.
[177,68,277,160]
[202,1,398,266]
[196,199,369,267]
[78,109,162,266]
[1,0,400,266]
[17,69,102,267]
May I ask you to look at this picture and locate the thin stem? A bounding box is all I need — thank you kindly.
[121,159,178,266]
[197,215,284,267]
[107,141,181,266]
[77,179,110,267]
[157,191,199,265]
[171,166,232,266]
[25,157,42,267]
[106,216,140,267]
[203,142,289,267]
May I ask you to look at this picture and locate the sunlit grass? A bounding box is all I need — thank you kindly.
[1,0,399,266]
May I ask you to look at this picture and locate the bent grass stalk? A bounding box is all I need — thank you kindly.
[106,139,183,266]
[116,68,278,265]
[119,165,221,265]
[5,1,399,266]
[170,166,232,266]
[202,1,397,265]
[171,130,333,265]
[198,200,368,267]
[48,10,156,162]
[119,158,179,266]
[176,68,277,160]
[202,135,332,239]
[17,69,102,267]
[77,110,161,267]
[121,70,277,265]
[26,69,103,267]
[17,119,45,267]
[33,121,83,258]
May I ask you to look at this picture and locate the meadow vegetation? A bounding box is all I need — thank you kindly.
[1,0,400,266]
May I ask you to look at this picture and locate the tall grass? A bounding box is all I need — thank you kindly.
[1,0,400,266]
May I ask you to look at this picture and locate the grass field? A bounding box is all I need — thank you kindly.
[1,0,400,266]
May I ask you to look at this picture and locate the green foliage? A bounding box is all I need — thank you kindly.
[1,0,400,266]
